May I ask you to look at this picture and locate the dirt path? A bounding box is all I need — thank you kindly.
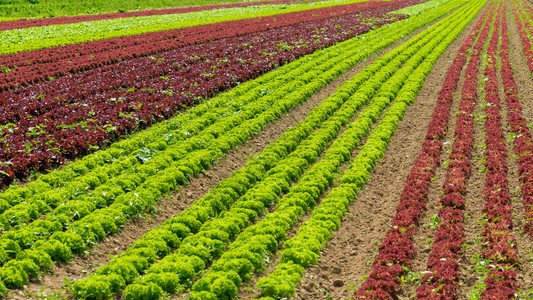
[293,5,486,299]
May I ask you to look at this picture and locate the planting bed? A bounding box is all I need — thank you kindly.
[1,0,533,298]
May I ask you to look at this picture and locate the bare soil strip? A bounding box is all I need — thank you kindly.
[294,5,486,299]
[456,96,487,297]
[458,11,499,296]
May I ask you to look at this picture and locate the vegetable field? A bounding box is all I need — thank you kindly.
[0,0,532,298]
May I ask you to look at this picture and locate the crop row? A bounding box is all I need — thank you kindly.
[0,5,408,188]
[505,0,533,240]
[0,0,306,20]
[478,4,520,298]
[415,3,492,298]
[0,3,462,291]
[0,0,428,199]
[0,0,368,55]
[0,0,286,31]
[0,0,400,91]
[355,0,488,297]
[393,0,453,15]
[0,46,343,292]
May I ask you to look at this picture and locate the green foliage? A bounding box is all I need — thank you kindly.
[72,275,120,299]
[138,272,182,293]
[34,240,72,262]
[256,262,304,298]
[189,291,217,300]
[123,282,163,300]
[0,266,27,289]
[142,228,181,248]
[118,256,150,273]
[212,258,255,281]
[131,239,169,258]
[146,259,195,284]
[97,260,138,284]
[193,271,240,299]
[122,248,158,264]
[4,259,39,279]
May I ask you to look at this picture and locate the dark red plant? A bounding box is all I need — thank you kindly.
[0,1,401,91]
[477,5,519,297]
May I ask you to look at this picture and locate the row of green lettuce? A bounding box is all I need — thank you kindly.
[0,0,366,54]
[255,0,484,298]
[0,1,464,294]
[67,0,469,298]
[0,0,460,234]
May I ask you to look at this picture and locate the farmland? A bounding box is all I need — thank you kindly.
[0,0,533,298]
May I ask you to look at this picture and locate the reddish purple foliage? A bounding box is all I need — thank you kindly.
[478,5,520,297]
[0,1,396,91]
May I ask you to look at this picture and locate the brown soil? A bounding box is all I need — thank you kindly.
[457,6,500,296]
[292,6,485,300]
